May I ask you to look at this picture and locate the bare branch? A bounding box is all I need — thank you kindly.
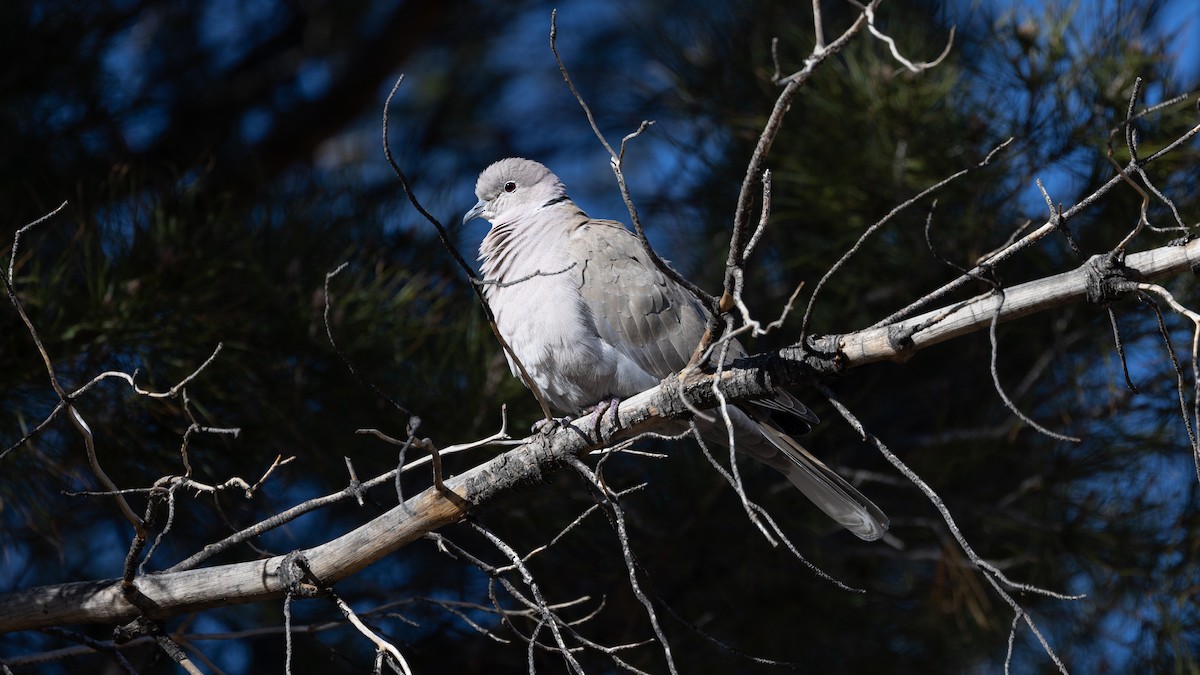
[568,457,678,675]
[550,10,715,312]
[690,422,862,591]
[5,210,230,530]
[985,289,1082,443]
[68,407,145,536]
[810,0,825,50]
[836,240,1200,367]
[732,1,879,331]
[3,233,1196,635]
[324,262,411,416]
[381,75,555,422]
[1135,283,1200,480]
[880,119,1200,327]
[321,573,414,675]
[470,521,584,673]
[810,137,1013,339]
[815,382,1075,670]
[852,0,955,73]
[4,204,86,447]
[36,627,137,675]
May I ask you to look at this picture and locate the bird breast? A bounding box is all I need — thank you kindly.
[480,223,623,414]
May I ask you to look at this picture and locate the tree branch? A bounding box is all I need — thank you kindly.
[3,238,1194,633]
[824,240,1199,368]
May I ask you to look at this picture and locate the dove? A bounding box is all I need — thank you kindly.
[464,157,887,540]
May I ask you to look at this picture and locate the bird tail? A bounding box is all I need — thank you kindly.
[754,420,889,541]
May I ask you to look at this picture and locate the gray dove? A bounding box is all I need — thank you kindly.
[464,157,888,541]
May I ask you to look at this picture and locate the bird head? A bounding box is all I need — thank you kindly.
[462,158,569,225]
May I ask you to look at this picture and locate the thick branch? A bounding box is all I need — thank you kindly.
[822,239,1199,368]
[2,239,1195,633]
[0,431,590,632]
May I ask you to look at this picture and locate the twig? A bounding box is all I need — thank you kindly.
[381,75,555,422]
[690,421,861,591]
[1004,611,1021,675]
[879,119,1200,327]
[248,454,296,498]
[816,382,1077,669]
[810,0,825,50]
[810,137,1013,339]
[468,521,586,674]
[519,483,649,565]
[1104,78,1152,254]
[985,288,1081,443]
[151,631,205,675]
[177,391,242,480]
[549,10,714,313]
[5,205,146,532]
[1135,284,1200,481]
[323,262,411,416]
[854,0,955,73]
[328,586,413,675]
[7,201,68,284]
[165,414,514,573]
[735,0,879,325]
[139,481,180,574]
[567,457,679,675]
[38,627,138,675]
[345,457,365,507]
[70,343,226,401]
[69,407,146,535]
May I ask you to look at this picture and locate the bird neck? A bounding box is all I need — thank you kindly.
[478,203,581,286]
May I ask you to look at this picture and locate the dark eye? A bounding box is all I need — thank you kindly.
[503,181,517,193]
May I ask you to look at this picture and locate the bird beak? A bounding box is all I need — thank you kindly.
[462,199,488,225]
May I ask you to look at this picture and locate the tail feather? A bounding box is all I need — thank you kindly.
[755,420,889,541]
[693,403,889,541]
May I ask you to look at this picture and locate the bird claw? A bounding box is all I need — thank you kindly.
[531,416,572,435]
[587,397,622,438]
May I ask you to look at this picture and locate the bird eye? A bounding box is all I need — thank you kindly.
[503,181,517,193]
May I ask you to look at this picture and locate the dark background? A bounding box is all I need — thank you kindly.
[2,0,1199,672]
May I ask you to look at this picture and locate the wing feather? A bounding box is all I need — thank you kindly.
[570,217,888,540]
[573,220,707,379]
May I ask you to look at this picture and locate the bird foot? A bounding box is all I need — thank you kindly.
[529,398,621,439]
[531,416,573,435]
[585,397,622,438]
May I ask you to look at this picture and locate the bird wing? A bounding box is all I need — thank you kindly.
[572,219,709,380]
[572,219,822,420]
[570,218,886,540]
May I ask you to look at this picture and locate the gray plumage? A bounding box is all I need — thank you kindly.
[465,157,888,541]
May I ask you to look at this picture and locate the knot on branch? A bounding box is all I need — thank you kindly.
[279,550,322,599]
[1083,254,1139,305]
[112,616,159,645]
[790,336,843,376]
[885,324,917,357]
[1172,234,1200,275]
[344,477,365,503]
